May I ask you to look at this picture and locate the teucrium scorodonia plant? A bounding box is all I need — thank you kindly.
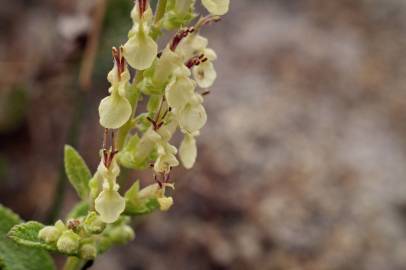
[3,0,229,269]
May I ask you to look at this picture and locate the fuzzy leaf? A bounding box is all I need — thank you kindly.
[8,221,79,257]
[64,145,91,200]
[8,222,54,251]
[0,204,55,270]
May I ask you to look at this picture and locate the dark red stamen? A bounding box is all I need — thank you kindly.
[138,0,148,17]
[112,47,126,80]
[170,27,195,51]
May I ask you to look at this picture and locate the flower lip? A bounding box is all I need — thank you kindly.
[95,189,126,223]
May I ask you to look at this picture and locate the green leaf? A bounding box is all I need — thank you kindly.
[124,181,160,215]
[8,221,79,257]
[8,222,54,251]
[64,145,91,200]
[0,204,55,270]
[125,180,140,199]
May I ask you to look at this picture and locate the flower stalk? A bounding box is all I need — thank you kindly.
[6,0,230,268]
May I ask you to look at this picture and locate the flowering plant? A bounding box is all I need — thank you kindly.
[0,0,228,269]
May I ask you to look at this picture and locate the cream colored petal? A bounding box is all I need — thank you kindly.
[154,153,179,173]
[107,62,130,87]
[177,34,208,60]
[95,189,126,223]
[193,61,217,88]
[123,30,157,70]
[153,47,184,84]
[201,0,229,15]
[173,65,191,78]
[158,197,173,211]
[138,183,160,199]
[98,94,132,129]
[178,103,207,132]
[165,76,195,110]
[107,62,119,85]
[204,48,217,61]
[179,134,197,169]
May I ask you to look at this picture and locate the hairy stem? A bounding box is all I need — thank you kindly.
[63,257,84,270]
[116,72,143,150]
[154,0,167,24]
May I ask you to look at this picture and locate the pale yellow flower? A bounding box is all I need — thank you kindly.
[201,0,230,16]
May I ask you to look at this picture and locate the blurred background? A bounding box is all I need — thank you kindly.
[1,0,406,269]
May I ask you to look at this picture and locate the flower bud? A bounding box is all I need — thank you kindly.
[38,226,61,243]
[84,211,106,234]
[79,243,97,260]
[57,230,80,254]
[109,225,135,244]
[179,133,197,169]
[158,196,174,211]
[54,219,67,231]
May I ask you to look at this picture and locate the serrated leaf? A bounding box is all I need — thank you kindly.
[0,204,55,270]
[8,221,54,251]
[8,221,79,257]
[64,145,91,200]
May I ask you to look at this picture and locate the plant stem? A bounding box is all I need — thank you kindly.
[116,72,143,150]
[117,0,167,149]
[154,0,167,24]
[63,257,84,270]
